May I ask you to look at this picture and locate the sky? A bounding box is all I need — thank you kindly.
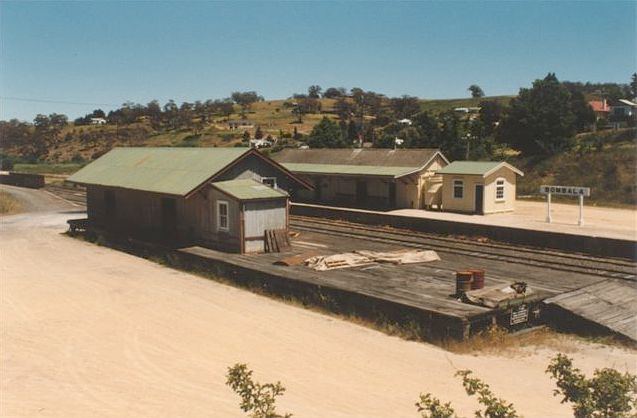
[1,1,635,121]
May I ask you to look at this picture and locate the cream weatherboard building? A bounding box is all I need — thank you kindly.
[437,161,524,214]
[273,148,449,210]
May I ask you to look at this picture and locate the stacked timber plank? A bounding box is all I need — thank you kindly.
[264,229,291,253]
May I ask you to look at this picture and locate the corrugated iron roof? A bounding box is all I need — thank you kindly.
[67,147,250,196]
[281,163,419,178]
[436,161,523,177]
[212,178,288,201]
[273,148,445,168]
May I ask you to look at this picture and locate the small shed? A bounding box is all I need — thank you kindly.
[67,147,311,253]
[211,179,289,253]
[437,161,523,214]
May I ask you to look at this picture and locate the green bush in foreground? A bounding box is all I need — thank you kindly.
[546,353,637,418]
[226,363,292,418]
[416,370,518,418]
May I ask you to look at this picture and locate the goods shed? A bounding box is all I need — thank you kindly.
[67,147,311,253]
[272,148,449,210]
[437,161,523,214]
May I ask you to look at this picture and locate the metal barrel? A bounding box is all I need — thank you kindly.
[468,269,485,290]
[456,271,474,295]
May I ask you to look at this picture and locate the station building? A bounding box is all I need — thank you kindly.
[272,148,449,210]
[67,147,311,253]
[437,161,524,214]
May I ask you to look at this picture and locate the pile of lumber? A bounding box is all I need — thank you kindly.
[264,229,291,253]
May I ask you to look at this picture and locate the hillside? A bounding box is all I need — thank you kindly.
[513,128,636,207]
[2,95,513,165]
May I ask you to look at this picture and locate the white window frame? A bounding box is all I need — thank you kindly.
[453,180,464,199]
[216,200,229,232]
[261,177,277,189]
[495,178,505,201]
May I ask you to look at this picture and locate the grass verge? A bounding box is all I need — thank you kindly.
[0,190,22,215]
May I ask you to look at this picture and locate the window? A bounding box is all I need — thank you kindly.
[453,180,464,199]
[262,177,277,188]
[496,179,505,201]
[217,200,229,232]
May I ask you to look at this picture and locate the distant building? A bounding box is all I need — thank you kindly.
[228,120,255,130]
[249,139,273,149]
[589,100,610,119]
[437,161,523,214]
[272,148,449,210]
[90,118,107,125]
[609,99,637,128]
[454,107,481,114]
[398,118,412,125]
[67,147,311,253]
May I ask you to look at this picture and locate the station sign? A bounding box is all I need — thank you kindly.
[510,304,529,325]
[539,185,591,197]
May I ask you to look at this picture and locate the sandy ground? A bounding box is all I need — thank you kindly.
[1,186,636,418]
[391,200,637,241]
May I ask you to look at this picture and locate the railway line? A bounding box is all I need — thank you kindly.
[290,215,637,281]
[43,183,637,281]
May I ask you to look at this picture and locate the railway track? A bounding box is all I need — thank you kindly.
[45,184,87,206]
[44,184,636,280]
[290,215,637,281]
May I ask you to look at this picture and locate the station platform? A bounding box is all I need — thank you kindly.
[391,200,636,241]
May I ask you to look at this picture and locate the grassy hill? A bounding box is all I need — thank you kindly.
[513,128,636,207]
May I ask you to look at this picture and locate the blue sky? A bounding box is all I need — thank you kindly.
[1,1,635,121]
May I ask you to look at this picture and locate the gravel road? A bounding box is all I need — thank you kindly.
[1,185,634,418]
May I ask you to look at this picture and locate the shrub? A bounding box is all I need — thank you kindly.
[226,363,292,418]
[417,370,518,418]
[546,353,637,418]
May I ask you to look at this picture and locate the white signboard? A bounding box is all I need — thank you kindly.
[540,185,591,197]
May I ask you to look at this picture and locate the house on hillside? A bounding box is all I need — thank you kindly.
[228,120,255,130]
[272,148,449,210]
[609,99,637,129]
[67,147,311,253]
[437,161,523,214]
[589,100,610,120]
[90,118,107,125]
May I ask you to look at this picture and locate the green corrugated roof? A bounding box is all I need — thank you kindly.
[67,147,251,196]
[213,178,288,200]
[281,163,419,178]
[436,161,520,177]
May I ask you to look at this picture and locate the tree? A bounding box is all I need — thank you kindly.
[469,84,485,98]
[563,84,595,132]
[307,117,347,148]
[416,370,518,418]
[255,125,264,139]
[231,91,263,117]
[226,363,292,418]
[307,85,322,99]
[630,73,637,99]
[546,354,637,418]
[242,130,251,142]
[390,95,421,119]
[334,97,353,121]
[497,73,577,156]
[323,87,346,99]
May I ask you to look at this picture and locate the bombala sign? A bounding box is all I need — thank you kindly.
[540,185,591,197]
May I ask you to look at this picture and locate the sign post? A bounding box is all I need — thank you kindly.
[539,185,591,226]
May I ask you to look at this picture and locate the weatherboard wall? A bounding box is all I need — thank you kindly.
[440,167,517,214]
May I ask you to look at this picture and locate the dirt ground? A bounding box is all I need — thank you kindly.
[1,186,635,418]
[392,199,637,240]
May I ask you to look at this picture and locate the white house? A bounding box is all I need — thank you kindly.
[91,118,107,125]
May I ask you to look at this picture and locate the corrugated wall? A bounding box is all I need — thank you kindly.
[243,199,287,253]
